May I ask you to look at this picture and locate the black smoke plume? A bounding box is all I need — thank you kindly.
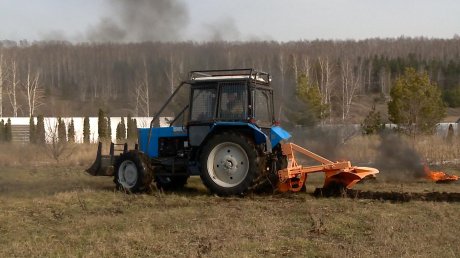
[374,133,425,181]
[87,0,189,42]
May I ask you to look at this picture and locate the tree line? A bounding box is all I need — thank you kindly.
[0,37,459,123]
[97,109,138,142]
[0,118,12,142]
[291,66,446,135]
[14,109,139,145]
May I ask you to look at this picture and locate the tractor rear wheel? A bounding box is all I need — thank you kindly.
[114,151,153,193]
[200,132,259,196]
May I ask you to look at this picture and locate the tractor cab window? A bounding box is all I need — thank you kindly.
[219,83,247,120]
[190,88,217,121]
[252,89,272,124]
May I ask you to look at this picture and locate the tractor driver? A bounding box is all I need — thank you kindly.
[223,91,244,119]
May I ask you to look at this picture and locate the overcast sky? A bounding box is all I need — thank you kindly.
[0,0,459,42]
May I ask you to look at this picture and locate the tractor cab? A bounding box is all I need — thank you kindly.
[185,69,279,150]
[187,69,274,127]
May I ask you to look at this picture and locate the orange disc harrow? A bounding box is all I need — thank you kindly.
[277,143,379,192]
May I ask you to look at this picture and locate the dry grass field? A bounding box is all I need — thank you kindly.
[1,136,460,257]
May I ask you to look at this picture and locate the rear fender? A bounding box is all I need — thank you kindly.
[195,123,292,151]
[270,126,291,147]
[210,122,268,146]
[189,122,265,147]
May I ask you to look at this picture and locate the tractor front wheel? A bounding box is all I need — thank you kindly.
[200,132,259,196]
[114,151,153,193]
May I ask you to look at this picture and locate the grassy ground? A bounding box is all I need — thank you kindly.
[1,165,459,257]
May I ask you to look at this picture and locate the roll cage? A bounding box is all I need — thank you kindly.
[187,69,275,127]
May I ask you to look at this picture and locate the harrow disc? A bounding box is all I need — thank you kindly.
[323,167,378,190]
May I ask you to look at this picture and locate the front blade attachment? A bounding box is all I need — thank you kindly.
[86,142,115,176]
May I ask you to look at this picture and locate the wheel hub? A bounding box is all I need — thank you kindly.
[223,157,237,170]
[118,160,138,189]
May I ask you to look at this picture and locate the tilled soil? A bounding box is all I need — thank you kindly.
[314,187,460,202]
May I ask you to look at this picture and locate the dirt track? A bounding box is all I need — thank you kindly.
[314,188,460,202]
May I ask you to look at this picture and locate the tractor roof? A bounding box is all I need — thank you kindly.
[189,68,271,86]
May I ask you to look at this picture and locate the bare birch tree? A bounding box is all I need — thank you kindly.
[365,60,373,93]
[135,59,150,116]
[317,57,334,123]
[7,60,20,117]
[277,51,286,119]
[290,54,299,83]
[25,64,43,117]
[164,53,184,95]
[379,67,392,97]
[300,55,311,76]
[0,53,4,117]
[340,59,363,121]
[167,54,175,95]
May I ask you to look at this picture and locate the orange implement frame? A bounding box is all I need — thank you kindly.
[277,143,379,192]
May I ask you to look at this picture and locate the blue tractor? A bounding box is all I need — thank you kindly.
[87,69,378,195]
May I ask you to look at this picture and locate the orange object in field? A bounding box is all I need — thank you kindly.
[424,165,459,183]
[277,143,379,192]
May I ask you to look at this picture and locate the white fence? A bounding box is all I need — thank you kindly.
[0,117,172,143]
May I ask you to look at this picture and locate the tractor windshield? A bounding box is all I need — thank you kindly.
[190,87,217,121]
[218,82,247,120]
[252,88,273,125]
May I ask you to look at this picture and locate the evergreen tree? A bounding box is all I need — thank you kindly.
[58,117,67,143]
[107,116,112,141]
[68,118,75,143]
[98,109,108,141]
[5,118,12,142]
[443,87,460,107]
[120,116,127,140]
[361,105,384,135]
[286,74,328,126]
[127,114,134,140]
[116,117,127,141]
[83,116,90,144]
[0,119,4,142]
[132,119,138,139]
[29,116,36,143]
[36,115,46,144]
[121,116,126,140]
[116,122,122,141]
[388,68,445,135]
